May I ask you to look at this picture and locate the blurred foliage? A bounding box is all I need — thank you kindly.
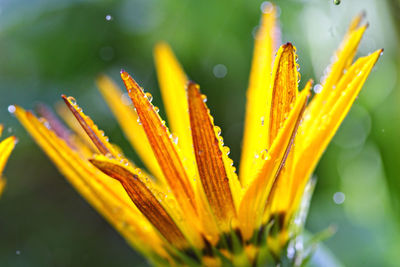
[0,0,399,266]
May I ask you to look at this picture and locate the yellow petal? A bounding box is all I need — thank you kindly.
[291,49,382,217]
[13,106,167,258]
[187,81,238,231]
[90,156,193,250]
[120,71,198,218]
[304,18,367,132]
[240,6,278,186]
[96,75,164,181]
[238,88,309,241]
[0,135,17,197]
[154,43,196,165]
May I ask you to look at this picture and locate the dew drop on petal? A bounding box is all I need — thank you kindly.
[313,84,323,94]
[260,1,273,13]
[105,14,112,21]
[145,92,153,102]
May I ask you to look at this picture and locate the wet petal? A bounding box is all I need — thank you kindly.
[120,71,197,216]
[187,82,238,231]
[96,75,164,180]
[90,156,193,250]
[291,50,382,217]
[13,106,167,257]
[269,42,299,143]
[238,87,309,240]
[62,95,125,161]
[154,43,196,166]
[240,6,279,185]
[304,16,367,130]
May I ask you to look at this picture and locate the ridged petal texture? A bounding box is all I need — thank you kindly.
[14,8,382,267]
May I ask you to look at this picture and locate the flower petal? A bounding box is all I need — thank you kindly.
[187,81,238,231]
[154,43,196,165]
[13,106,167,257]
[304,16,367,129]
[269,42,299,143]
[96,75,164,180]
[238,87,309,241]
[291,49,382,217]
[120,71,197,216]
[240,7,279,186]
[0,135,17,196]
[90,156,193,250]
[62,95,125,161]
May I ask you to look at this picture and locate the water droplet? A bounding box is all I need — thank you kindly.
[223,146,230,156]
[145,92,153,102]
[313,84,323,94]
[260,149,269,160]
[214,126,221,136]
[16,250,21,255]
[161,120,166,126]
[213,64,228,78]
[137,117,142,125]
[261,116,265,126]
[7,127,13,133]
[333,0,341,5]
[105,14,112,21]
[201,94,207,103]
[154,107,160,113]
[260,1,273,13]
[170,133,178,144]
[68,96,77,105]
[333,191,345,204]
[7,105,16,114]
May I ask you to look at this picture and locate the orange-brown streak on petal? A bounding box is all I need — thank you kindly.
[90,158,190,250]
[187,82,237,229]
[96,75,165,181]
[13,107,167,257]
[62,95,120,158]
[264,80,313,222]
[120,71,197,213]
[238,88,309,241]
[269,42,299,143]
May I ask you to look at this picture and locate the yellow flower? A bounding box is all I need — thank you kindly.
[0,124,17,197]
[12,7,381,266]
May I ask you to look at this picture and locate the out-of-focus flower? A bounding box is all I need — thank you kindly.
[0,124,17,197]
[12,6,381,266]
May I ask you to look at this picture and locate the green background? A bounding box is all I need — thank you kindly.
[1,0,399,266]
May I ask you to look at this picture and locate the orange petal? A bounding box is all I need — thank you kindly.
[90,157,190,250]
[120,71,197,215]
[269,42,299,143]
[187,82,237,231]
[238,87,309,240]
[96,75,165,181]
[62,95,123,160]
[13,106,167,257]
